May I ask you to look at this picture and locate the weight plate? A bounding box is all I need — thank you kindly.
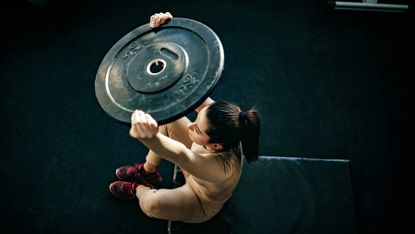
[95,18,224,124]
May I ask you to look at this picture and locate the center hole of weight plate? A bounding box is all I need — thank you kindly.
[147,59,166,75]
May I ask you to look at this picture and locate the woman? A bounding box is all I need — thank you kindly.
[109,13,261,223]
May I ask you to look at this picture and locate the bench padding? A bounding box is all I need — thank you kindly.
[170,156,358,234]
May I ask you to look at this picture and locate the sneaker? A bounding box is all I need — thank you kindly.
[115,163,162,188]
[109,181,141,199]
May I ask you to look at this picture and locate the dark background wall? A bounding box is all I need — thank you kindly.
[1,0,413,233]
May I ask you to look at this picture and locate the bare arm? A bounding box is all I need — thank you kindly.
[142,133,228,182]
[137,13,221,180]
[130,110,228,183]
[195,97,215,113]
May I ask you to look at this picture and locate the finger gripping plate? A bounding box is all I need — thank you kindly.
[95,18,224,124]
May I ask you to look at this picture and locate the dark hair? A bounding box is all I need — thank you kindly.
[205,100,260,163]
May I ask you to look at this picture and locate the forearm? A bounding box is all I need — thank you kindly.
[139,132,189,165]
[139,132,228,182]
[195,97,215,113]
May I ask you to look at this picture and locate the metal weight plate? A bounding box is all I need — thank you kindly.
[95,18,224,124]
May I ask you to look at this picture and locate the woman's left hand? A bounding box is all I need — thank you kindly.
[150,12,173,28]
[129,110,159,140]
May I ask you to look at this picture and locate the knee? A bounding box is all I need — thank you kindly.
[139,193,162,218]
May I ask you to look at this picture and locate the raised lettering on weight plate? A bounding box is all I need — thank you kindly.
[121,42,143,60]
[175,74,199,97]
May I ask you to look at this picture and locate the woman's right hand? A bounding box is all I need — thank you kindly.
[130,110,159,140]
[150,12,173,28]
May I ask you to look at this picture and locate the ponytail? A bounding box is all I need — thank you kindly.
[205,101,261,164]
[239,108,260,163]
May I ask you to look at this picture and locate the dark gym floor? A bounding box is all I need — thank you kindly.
[0,0,413,233]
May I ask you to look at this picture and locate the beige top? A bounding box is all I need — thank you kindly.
[185,143,243,221]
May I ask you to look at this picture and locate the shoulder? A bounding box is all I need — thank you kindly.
[212,150,241,175]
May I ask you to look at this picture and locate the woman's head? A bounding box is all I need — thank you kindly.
[203,100,261,163]
[187,106,212,147]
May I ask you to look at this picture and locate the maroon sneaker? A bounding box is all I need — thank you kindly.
[115,163,162,188]
[109,181,142,199]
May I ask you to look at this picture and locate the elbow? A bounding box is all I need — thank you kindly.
[172,143,192,164]
[174,150,190,169]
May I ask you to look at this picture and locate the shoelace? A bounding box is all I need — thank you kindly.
[126,164,147,178]
[124,182,140,196]
[134,164,156,180]
[128,164,161,189]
